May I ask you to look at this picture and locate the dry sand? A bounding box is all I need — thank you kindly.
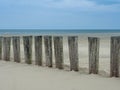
[0,33,120,90]
[0,61,120,90]
[8,35,111,75]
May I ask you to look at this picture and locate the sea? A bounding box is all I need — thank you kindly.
[0,29,120,37]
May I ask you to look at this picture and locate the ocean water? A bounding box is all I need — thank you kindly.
[0,29,120,34]
[0,29,120,37]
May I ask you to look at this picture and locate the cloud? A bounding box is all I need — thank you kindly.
[48,0,96,8]
[0,0,120,12]
[43,0,120,12]
[91,0,120,5]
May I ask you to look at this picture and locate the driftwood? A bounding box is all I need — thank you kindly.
[110,37,120,77]
[34,36,42,66]
[54,36,63,69]
[0,37,2,59]
[3,37,11,61]
[23,36,32,64]
[12,36,20,63]
[68,36,79,71]
[88,37,99,74]
[44,36,53,67]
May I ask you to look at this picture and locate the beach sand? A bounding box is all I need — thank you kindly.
[0,33,120,90]
[0,61,120,90]
[9,34,111,75]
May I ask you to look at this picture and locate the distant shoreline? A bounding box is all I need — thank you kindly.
[0,29,120,33]
[0,29,120,37]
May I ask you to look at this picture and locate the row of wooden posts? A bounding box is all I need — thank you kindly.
[0,36,119,77]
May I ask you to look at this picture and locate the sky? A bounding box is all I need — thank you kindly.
[0,0,120,29]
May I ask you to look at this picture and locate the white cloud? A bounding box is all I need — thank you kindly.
[43,0,120,12]
[47,0,96,8]
[0,0,120,12]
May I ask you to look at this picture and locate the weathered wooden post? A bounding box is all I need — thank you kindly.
[23,36,32,64]
[68,36,79,71]
[0,37,2,60]
[44,36,52,67]
[35,36,42,66]
[88,37,100,74]
[12,36,20,63]
[54,36,63,69]
[3,37,11,61]
[110,37,120,77]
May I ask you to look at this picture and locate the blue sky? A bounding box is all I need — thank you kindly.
[0,0,120,29]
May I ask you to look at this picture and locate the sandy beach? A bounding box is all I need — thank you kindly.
[1,0,120,89]
[0,60,120,90]
[0,33,120,90]
[8,33,112,75]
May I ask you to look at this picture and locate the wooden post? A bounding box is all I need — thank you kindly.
[23,36,32,64]
[68,36,79,71]
[88,37,99,74]
[110,37,120,77]
[0,37,2,60]
[44,36,52,67]
[35,36,42,66]
[12,36,20,63]
[54,36,63,69]
[3,37,11,61]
